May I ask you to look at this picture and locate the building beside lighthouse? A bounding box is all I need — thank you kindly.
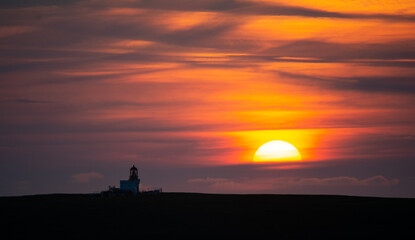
[100,165,161,197]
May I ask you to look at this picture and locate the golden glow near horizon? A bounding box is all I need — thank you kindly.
[253,140,302,162]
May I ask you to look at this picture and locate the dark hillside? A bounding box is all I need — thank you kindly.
[1,193,413,239]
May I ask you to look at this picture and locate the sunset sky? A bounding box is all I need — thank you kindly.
[1,0,415,197]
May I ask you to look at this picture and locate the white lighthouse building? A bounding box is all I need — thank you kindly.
[100,165,161,197]
[119,165,141,195]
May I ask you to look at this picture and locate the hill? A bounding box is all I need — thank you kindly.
[1,193,414,239]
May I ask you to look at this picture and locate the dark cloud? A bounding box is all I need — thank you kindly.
[187,175,399,193]
[340,133,415,158]
[130,0,347,18]
[0,0,84,8]
[2,0,414,22]
[277,70,415,94]
[0,93,235,136]
[179,157,412,196]
[2,5,413,73]
[71,171,103,183]
[84,0,415,21]
[268,40,415,61]
[337,76,415,94]
[12,99,55,104]
[131,0,245,11]
[0,9,244,53]
[0,116,233,136]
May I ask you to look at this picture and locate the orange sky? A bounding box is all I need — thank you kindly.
[1,0,414,196]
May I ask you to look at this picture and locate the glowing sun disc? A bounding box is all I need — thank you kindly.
[253,140,302,162]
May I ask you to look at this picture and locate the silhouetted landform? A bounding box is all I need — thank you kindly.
[1,193,414,239]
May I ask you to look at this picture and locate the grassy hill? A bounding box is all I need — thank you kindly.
[1,193,413,239]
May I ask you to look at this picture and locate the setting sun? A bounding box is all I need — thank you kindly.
[253,140,302,162]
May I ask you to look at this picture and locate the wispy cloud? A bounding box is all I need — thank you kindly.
[296,176,399,187]
[71,172,104,183]
[73,0,415,21]
[12,99,55,104]
[188,175,399,193]
[276,71,415,94]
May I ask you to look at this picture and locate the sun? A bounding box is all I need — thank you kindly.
[253,140,302,162]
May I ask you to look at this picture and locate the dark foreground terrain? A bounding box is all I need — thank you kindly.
[1,193,414,239]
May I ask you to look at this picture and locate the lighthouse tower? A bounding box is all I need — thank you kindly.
[129,165,138,180]
[120,165,141,195]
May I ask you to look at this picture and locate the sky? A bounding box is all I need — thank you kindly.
[1,0,415,197]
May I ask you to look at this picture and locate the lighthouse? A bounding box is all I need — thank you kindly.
[100,165,161,197]
[119,165,141,195]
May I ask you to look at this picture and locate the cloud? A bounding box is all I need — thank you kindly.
[3,0,414,23]
[187,175,399,193]
[297,176,399,187]
[188,177,230,184]
[268,40,415,62]
[12,99,55,104]
[71,172,104,183]
[188,177,267,191]
[126,0,348,18]
[0,6,246,61]
[276,70,415,94]
[0,0,83,8]
[77,0,415,21]
[361,176,400,186]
